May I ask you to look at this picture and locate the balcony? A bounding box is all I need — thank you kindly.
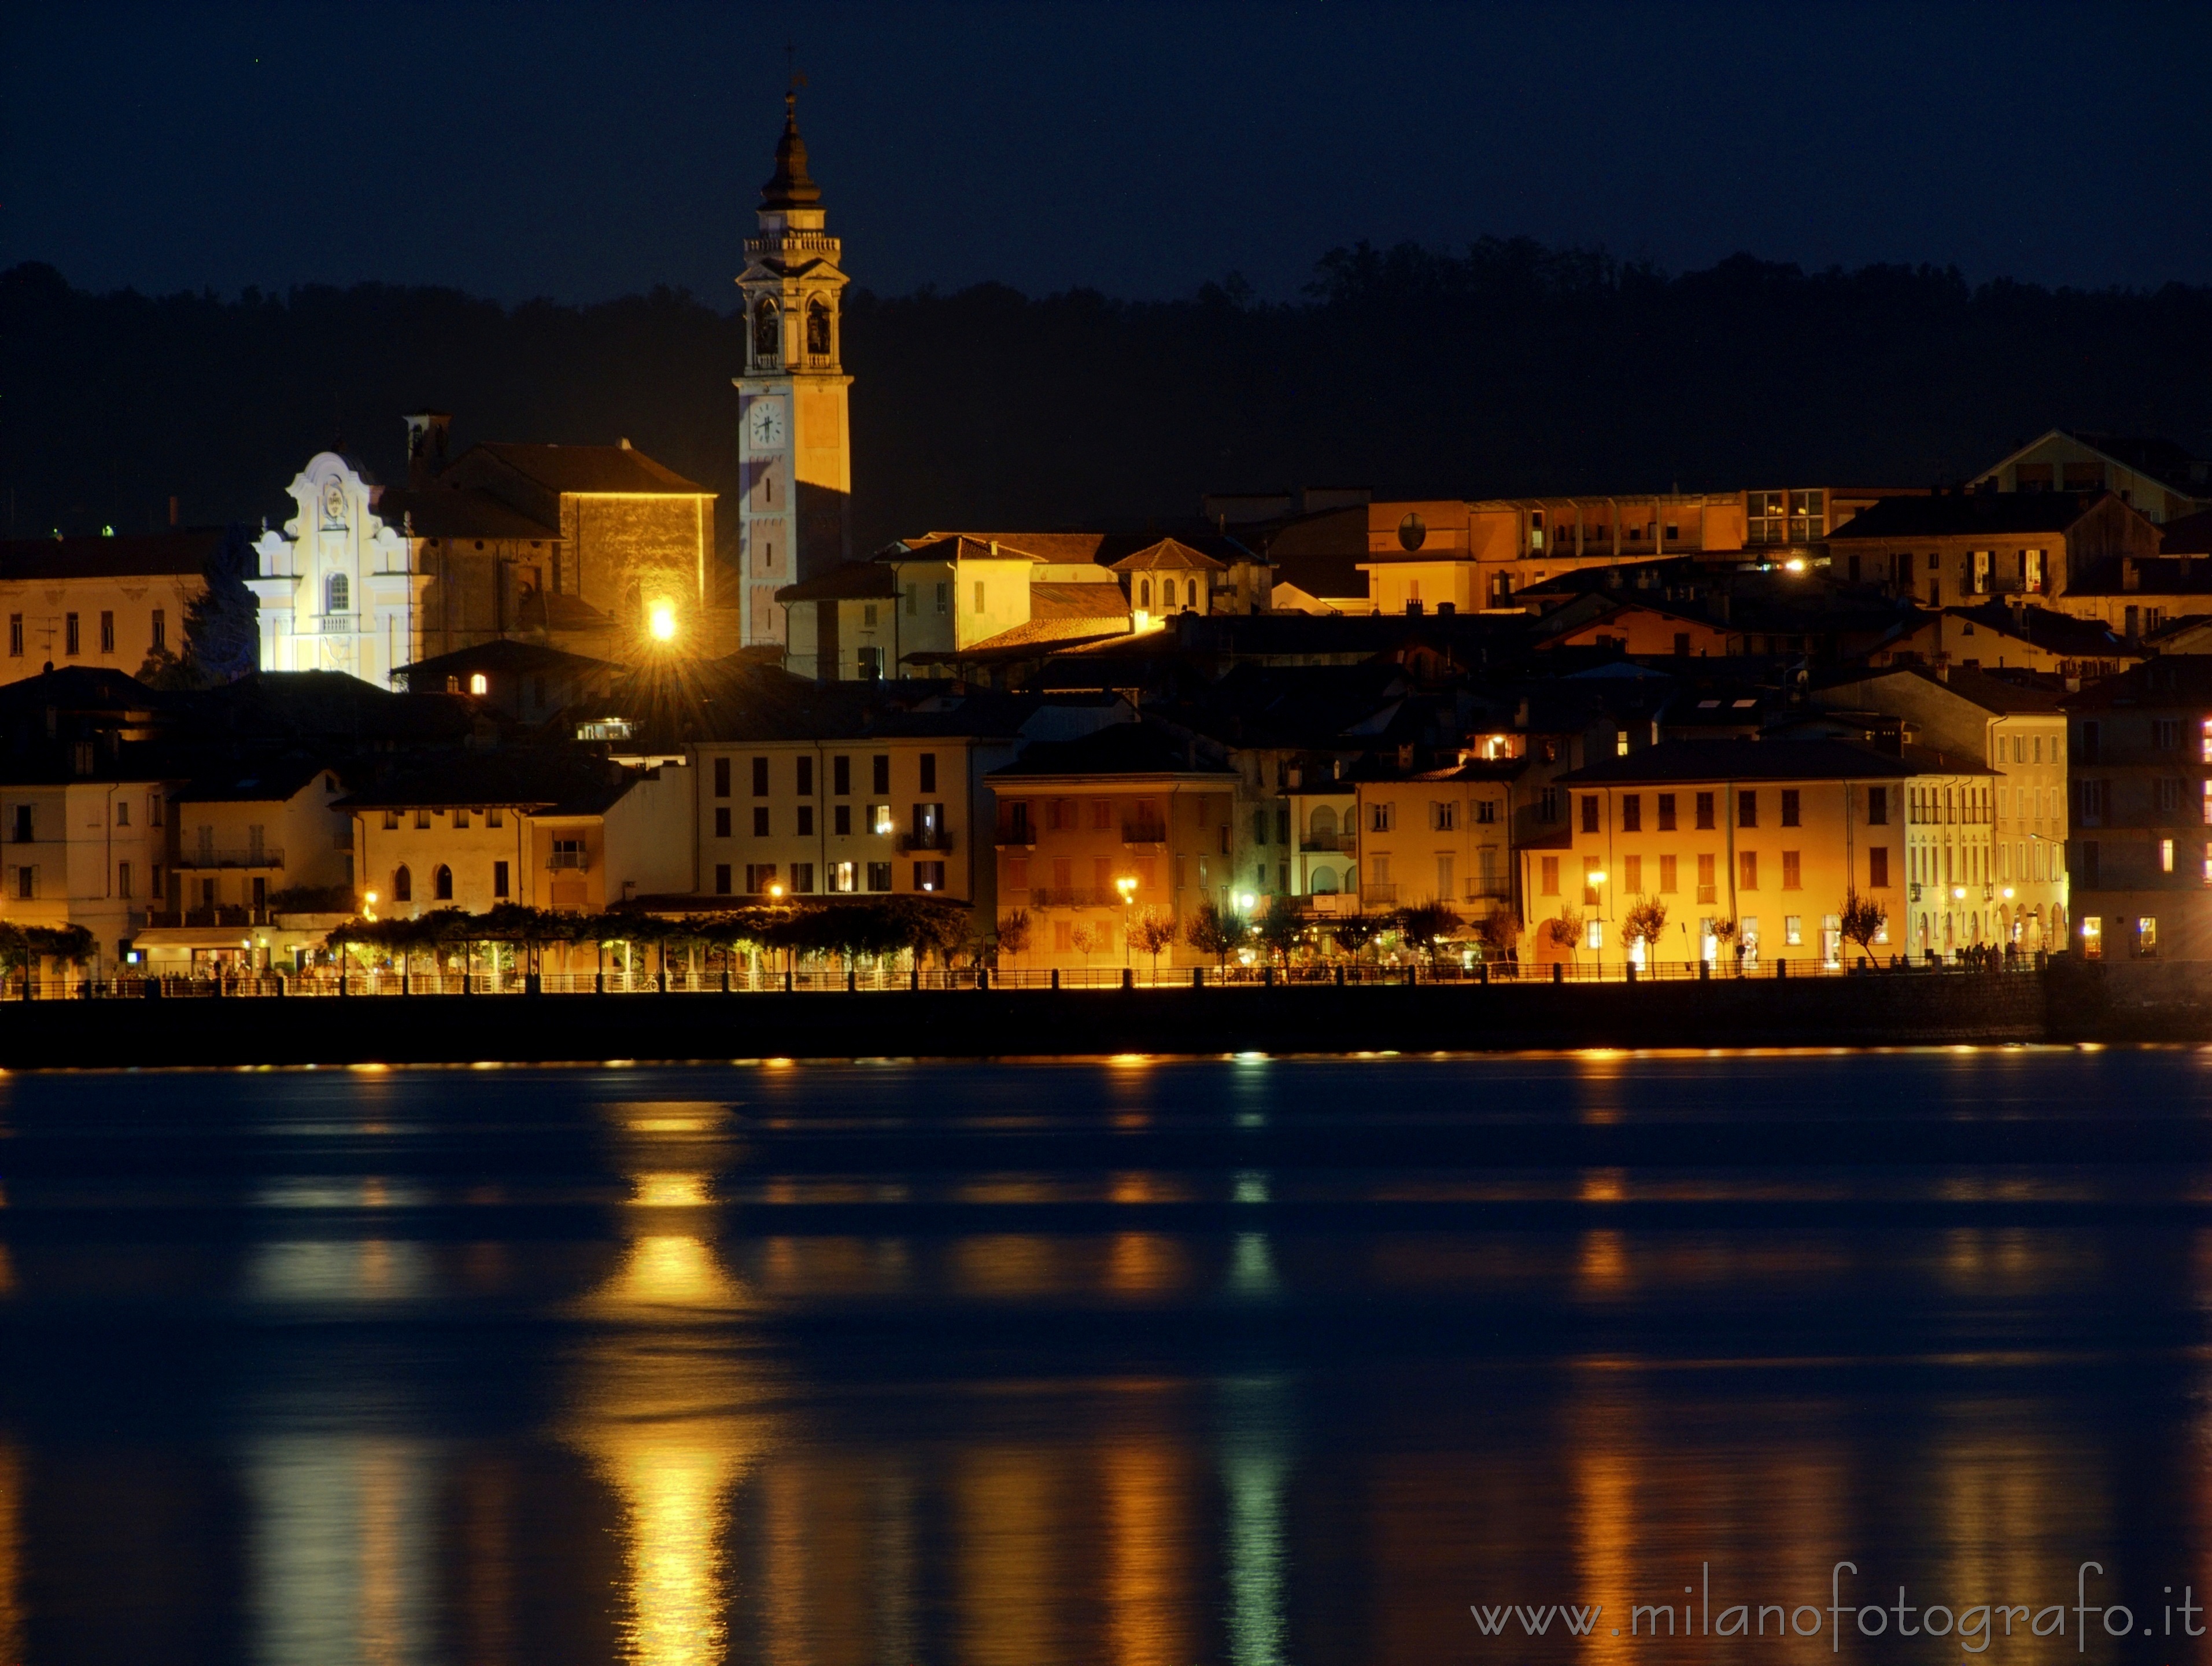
[1463,880,1511,900]
[1360,883,1398,906]
[176,848,286,871]
[898,828,955,854]
[1028,887,1124,908]
[546,849,591,872]
[1301,833,1354,853]
[315,613,356,635]
[996,824,1036,848]
[1121,822,1166,845]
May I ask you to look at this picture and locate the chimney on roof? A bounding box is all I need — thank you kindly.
[618,437,632,449]
[404,411,452,489]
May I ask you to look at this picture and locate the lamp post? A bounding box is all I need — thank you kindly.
[1115,874,1138,967]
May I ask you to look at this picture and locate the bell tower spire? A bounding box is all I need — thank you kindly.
[734,79,853,652]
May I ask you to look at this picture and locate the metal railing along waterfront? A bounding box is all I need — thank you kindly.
[0,951,2047,1000]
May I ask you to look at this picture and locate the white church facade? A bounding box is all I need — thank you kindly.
[250,452,426,687]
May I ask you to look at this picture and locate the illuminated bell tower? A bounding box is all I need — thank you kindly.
[734,89,853,648]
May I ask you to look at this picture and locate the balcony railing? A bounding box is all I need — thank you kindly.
[1027,887,1124,908]
[316,613,356,635]
[996,825,1036,847]
[546,850,591,871]
[177,848,286,870]
[1301,833,1354,853]
[1121,823,1166,845]
[1464,879,1511,900]
[1360,883,1398,906]
[143,906,259,928]
[898,828,955,853]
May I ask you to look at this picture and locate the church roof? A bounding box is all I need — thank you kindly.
[466,443,710,497]
[760,92,823,211]
[774,561,900,603]
[372,484,555,541]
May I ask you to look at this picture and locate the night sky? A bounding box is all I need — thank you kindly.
[7,2,2211,306]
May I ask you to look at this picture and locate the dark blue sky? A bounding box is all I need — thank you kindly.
[8,1,2209,306]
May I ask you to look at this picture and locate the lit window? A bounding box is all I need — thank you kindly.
[2163,838,2175,873]
[469,673,488,695]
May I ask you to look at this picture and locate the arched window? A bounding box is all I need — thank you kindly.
[393,865,412,903]
[1186,578,1200,607]
[806,297,832,356]
[326,572,349,614]
[753,298,780,363]
[1310,866,1339,894]
[434,865,453,901]
[1139,579,1151,609]
[1310,805,1338,841]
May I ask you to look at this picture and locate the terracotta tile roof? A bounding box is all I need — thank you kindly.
[373,485,556,540]
[1109,537,1228,573]
[1028,581,1129,618]
[775,561,900,602]
[1827,492,2107,539]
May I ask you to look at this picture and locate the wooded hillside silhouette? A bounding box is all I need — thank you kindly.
[7,240,2210,557]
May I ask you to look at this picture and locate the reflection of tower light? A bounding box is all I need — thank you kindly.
[570,1151,770,1666]
[1219,1378,1291,1666]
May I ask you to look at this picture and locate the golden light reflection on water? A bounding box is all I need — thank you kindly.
[1105,1440,1194,1666]
[1576,1228,1631,1296]
[634,1172,711,1209]
[247,1435,434,1666]
[957,1446,1066,1666]
[0,1243,14,1296]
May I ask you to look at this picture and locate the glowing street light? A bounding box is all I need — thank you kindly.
[1237,891,1256,912]
[1589,870,1609,886]
[648,602,678,642]
[1116,874,1138,966]
[767,882,786,900]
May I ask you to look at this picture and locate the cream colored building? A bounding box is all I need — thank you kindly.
[0,775,171,971]
[0,530,213,685]
[1350,764,1520,923]
[348,754,692,917]
[250,453,426,687]
[1813,665,2070,950]
[1535,737,1997,969]
[1974,429,2211,525]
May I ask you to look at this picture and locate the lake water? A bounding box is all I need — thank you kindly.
[3,1049,2211,1665]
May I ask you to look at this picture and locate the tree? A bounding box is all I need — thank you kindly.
[1395,900,1459,961]
[1838,890,1886,963]
[1128,909,1177,980]
[1620,897,1668,961]
[1069,920,1105,968]
[1543,907,1586,965]
[139,524,259,688]
[1252,894,1305,969]
[1184,898,1249,971]
[1331,913,1383,963]
[997,907,1032,965]
[1708,916,1740,972]
[1471,909,1518,963]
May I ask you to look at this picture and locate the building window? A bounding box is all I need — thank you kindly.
[2140,916,2159,952]
[2162,838,2176,873]
[6,615,18,657]
[715,808,732,838]
[753,806,770,836]
[806,296,832,356]
[1868,786,1888,825]
[492,860,509,898]
[2160,778,2185,814]
[935,583,949,615]
[714,863,732,895]
[415,808,431,830]
[866,861,892,891]
[2155,718,2182,751]
[1621,794,1641,832]
[99,611,115,654]
[1780,789,1800,827]
[453,808,470,828]
[1656,793,1676,831]
[150,610,165,653]
[973,581,986,614]
[915,860,946,892]
[1475,798,1497,825]
[394,865,412,902]
[1870,847,1889,889]
[1579,795,1599,834]
[831,861,856,893]
[116,860,131,899]
[745,864,777,894]
[753,298,780,363]
[383,810,399,831]
[1370,802,1395,832]
[433,865,453,901]
[488,808,503,828]
[919,753,937,793]
[714,757,732,797]
[1738,790,1757,828]
[10,806,29,843]
[1693,792,1714,831]
[1785,915,1803,946]
[469,673,488,695]
[1782,850,1801,889]
[64,614,79,657]
[797,755,814,796]
[873,755,891,794]
[797,806,814,836]
[752,757,770,795]
[14,867,32,901]
[326,573,349,614]
[790,863,815,894]
[832,755,851,796]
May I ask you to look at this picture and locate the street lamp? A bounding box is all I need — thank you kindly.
[1238,891,1256,913]
[767,882,785,900]
[1115,874,1138,966]
[648,602,678,642]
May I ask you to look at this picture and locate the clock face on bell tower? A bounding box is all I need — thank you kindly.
[733,90,852,649]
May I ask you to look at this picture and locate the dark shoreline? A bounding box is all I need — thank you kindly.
[5,961,2208,1069]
